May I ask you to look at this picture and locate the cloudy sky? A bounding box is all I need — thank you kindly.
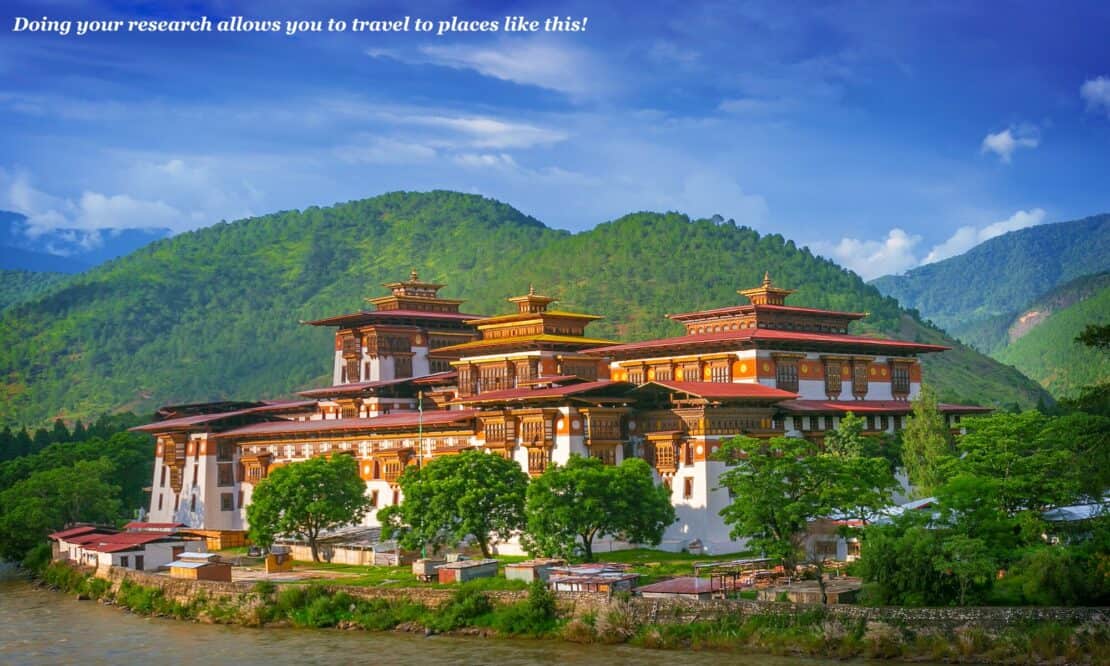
[3,0,1110,279]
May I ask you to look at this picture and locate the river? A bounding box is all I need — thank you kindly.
[0,573,840,665]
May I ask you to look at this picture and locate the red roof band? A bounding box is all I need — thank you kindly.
[584,328,950,356]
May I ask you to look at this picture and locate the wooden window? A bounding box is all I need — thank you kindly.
[682,441,694,466]
[395,356,413,379]
[682,363,700,382]
[710,363,731,383]
[135,555,144,570]
[217,463,234,487]
[825,364,842,397]
[891,364,911,396]
[528,448,550,475]
[217,441,234,462]
[158,494,164,511]
[776,361,798,392]
[683,477,694,500]
[120,556,129,568]
[853,363,869,397]
[190,495,196,513]
[627,367,645,384]
[808,416,819,431]
[238,490,244,508]
[192,464,198,486]
[371,490,379,507]
[653,365,672,381]
[220,493,234,511]
[341,405,357,419]
[160,466,166,487]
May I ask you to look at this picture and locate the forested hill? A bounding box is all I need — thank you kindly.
[0,191,1048,426]
[0,269,68,311]
[871,214,1110,333]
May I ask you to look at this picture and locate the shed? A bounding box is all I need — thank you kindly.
[168,552,233,582]
[505,558,566,583]
[437,558,499,584]
[413,558,446,582]
[547,564,640,593]
[637,576,723,600]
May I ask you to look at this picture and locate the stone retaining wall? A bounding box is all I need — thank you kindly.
[98,566,1108,630]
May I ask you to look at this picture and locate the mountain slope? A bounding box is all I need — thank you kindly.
[994,283,1110,397]
[871,214,1110,332]
[0,269,69,310]
[0,191,1049,426]
[952,272,1110,355]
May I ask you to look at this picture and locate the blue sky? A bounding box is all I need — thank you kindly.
[2,0,1109,278]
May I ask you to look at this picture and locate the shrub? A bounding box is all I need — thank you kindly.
[426,587,494,632]
[489,581,559,636]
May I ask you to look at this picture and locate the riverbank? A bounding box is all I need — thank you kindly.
[36,562,1110,663]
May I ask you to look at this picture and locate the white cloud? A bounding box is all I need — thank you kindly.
[334,136,437,164]
[372,41,605,98]
[810,228,923,280]
[397,114,568,149]
[453,153,519,169]
[980,124,1039,163]
[922,208,1046,264]
[1080,76,1110,117]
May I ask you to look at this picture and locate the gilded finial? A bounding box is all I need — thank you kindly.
[528,283,536,296]
[763,271,772,286]
[410,269,419,282]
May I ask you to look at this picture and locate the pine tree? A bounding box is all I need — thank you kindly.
[901,385,954,496]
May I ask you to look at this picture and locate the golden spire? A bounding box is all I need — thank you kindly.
[508,285,555,314]
[740,271,795,306]
[410,269,419,282]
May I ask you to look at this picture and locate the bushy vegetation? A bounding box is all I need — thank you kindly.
[0,269,68,311]
[0,419,153,562]
[0,191,1048,426]
[858,408,1110,607]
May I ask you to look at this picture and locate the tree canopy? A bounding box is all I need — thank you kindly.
[523,455,675,561]
[246,454,371,561]
[378,449,529,558]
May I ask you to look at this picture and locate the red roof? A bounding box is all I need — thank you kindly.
[49,525,110,541]
[639,381,797,401]
[668,303,866,321]
[131,406,289,433]
[305,309,482,326]
[780,400,991,414]
[636,576,724,595]
[584,328,949,357]
[220,409,479,437]
[449,380,631,405]
[63,531,177,553]
[124,521,185,530]
[297,376,418,398]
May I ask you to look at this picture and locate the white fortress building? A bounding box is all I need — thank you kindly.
[136,272,985,551]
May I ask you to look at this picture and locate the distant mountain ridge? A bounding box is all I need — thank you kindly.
[0,210,170,273]
[871,214,1110,333]
[0,191,1049,426]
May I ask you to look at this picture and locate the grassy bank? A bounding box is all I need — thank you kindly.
[36,562,1110,663]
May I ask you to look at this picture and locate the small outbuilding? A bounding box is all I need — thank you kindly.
[437,558,499,584]
[547,564,640,593]
[636,576,723,601]
[168,552,233,582]
[504,558,566,584]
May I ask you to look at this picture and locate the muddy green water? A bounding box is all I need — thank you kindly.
[0,574,847,665]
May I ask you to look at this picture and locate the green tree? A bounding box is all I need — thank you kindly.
[1076,323,1110,350]
[933,535,996,606]
[715,436,831,573]
[523,455,674,561]
[379,449,528,558]
[0,458,122,560]
[246,454,371,562]
[900,385,954,496]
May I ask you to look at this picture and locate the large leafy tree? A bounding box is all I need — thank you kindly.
[0,458,122,561]
[523,455,674,561]
[900,385,954,496]
[379,449,529,558]
[246,454,371,561]
[716,432,896,576]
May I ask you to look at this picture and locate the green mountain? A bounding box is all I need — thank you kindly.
[953,272,1110,355]
[0,191,1049,426]
[0,270,69,311]
[871,214,1110,333]
[994,280,1110,398]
